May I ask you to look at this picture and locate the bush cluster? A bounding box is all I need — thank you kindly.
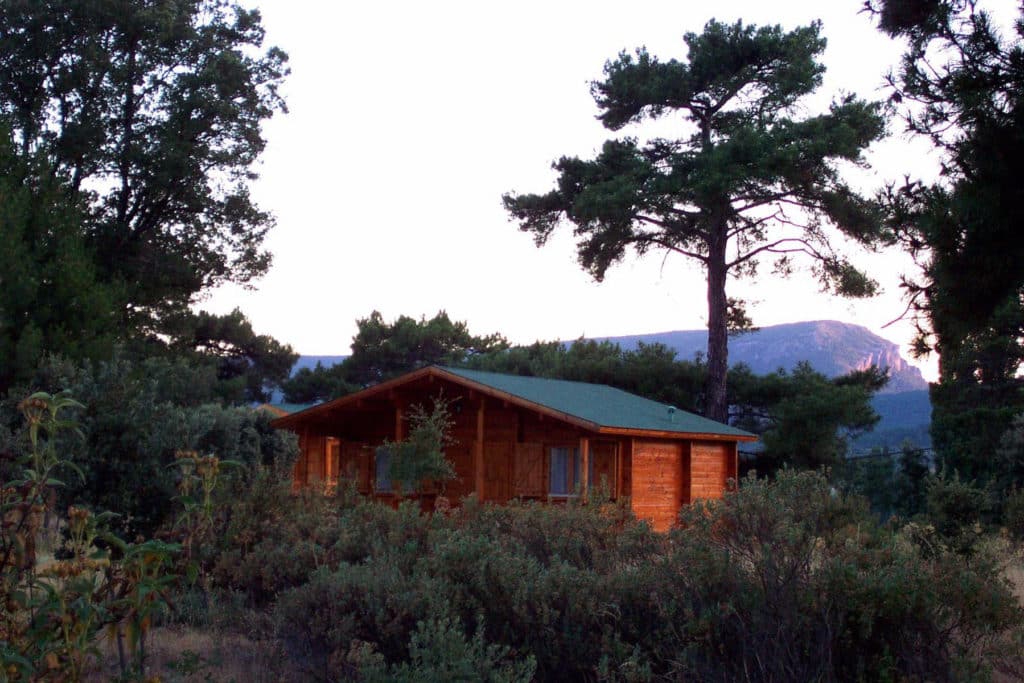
[0,355,297,537]
[200,470,1023,682]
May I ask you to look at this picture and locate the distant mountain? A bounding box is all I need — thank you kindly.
[292,355,347,373]
[852,390,932,452]
[596,320,928,394]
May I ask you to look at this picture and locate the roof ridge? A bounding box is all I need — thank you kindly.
[442,365,686,415]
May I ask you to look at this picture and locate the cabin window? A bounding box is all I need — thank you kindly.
[549,446,580,496]
[374,449,391,492]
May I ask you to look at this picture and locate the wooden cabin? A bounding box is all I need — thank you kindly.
[271,366,756,532]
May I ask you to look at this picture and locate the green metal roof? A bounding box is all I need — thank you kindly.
[440,367,754,439]
[264,402,318,415]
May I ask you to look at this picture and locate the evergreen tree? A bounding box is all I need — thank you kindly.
[281,311,508,401]
[730,362,887,471]
[0,131,118,391]
[871,0,1024,481]
[164,308,298,404]
[504,20,887,422]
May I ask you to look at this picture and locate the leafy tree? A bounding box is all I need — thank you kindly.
[504,19,887,422]
[346,311,509,386]
[894,442,931,518]
[377,397,456,497]
[0,0,288,337]
[871,0,1024,482]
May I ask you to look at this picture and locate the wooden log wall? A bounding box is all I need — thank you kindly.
[690,441,733,501]
[630,439,684,533]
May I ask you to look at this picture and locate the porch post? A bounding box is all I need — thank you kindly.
[579,436,590,502]
[474,400,485,500]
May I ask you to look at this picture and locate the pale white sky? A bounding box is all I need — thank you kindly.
[204,0,965,382]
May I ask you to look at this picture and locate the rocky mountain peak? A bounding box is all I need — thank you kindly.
[597,320,928,393]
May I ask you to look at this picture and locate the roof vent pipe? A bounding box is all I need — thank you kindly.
[667,406,676,422]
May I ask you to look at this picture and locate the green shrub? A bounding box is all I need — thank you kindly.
[647,470,1023,681]
[355,617,536,683]
[2,355,299,538]
[1004,488,1024,541]
[201,468,1024,681]
[925,470,991,554]
[274,561,439,681]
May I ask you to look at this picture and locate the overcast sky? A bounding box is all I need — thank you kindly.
[204,0,964,381]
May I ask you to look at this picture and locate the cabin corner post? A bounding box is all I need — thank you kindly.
[579,436,590,502]
[474,400,485,500]
[394,403,404,441]
[614,440,623,500]
[732,441,739,489]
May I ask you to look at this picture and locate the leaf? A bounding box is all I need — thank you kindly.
[59,461,86,482]
[218,459,247,470]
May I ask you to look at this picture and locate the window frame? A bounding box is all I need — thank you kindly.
[374,447,392,493]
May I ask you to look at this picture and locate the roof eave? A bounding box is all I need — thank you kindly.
[270,366,440,428]
[270,366,605,433]
[597,426,759,442]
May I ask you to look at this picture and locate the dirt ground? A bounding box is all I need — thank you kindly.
[84,627,291,682]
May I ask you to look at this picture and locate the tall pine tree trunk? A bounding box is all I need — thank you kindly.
[705,223,729,423]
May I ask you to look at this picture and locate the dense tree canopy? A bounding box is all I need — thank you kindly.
[505,19,887,422]
[0,0,293,397]
[730,363,887,472]
[281,311,509,402]
[466,338,705,412]
[344,311,509,387]
[0,0,288,341]
[872,0,1024,481]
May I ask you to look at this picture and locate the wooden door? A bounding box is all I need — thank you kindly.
[303,434,326,485]
[512,442,545,498]
[484,441,513,503]
[590,441,617,496]
[326,438,340,487]
[340,441,371,494]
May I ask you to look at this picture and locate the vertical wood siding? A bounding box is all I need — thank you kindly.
[512,442,545,497]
